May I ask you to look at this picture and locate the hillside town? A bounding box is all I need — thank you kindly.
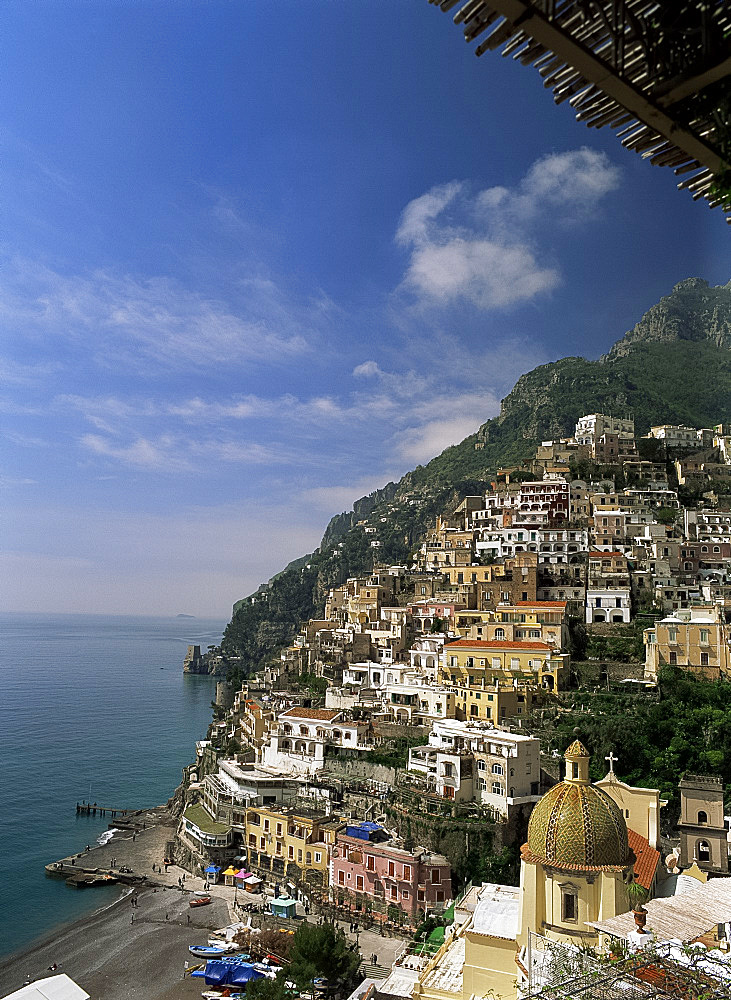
[174,413,731,1000]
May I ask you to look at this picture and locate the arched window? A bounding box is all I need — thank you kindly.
[698,840,711,862]
[494,628,505,639]
[492,763,504,775]
[477,760,486,771]
[698,810,708,825]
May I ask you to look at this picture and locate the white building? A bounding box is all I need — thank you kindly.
[586,586,632,624]
[260,707,372,777]
[408,718,541,816]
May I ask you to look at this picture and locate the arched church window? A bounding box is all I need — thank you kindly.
[698,840,711,862]
[698,810,708,825]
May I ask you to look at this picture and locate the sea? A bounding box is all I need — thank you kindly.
[0,612,227,961]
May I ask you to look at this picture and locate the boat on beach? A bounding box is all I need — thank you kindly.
[189,945,232,959]
[190,895,213,907]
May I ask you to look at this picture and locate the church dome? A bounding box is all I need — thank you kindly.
[524,740,630,870]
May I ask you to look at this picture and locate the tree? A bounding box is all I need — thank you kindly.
[287,921,361,987]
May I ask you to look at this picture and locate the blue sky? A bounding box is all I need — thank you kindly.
[2,2,729,617]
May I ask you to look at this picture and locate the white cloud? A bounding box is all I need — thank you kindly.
[393,415,487,465]
[395,181,463,247]
[352,360,382,378]
[477,147,621,225]
[81,433,189,470]
[404,239,558,309]
[0,260,312,374]
[396,148,620,311]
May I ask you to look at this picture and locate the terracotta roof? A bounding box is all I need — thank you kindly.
[514,601,567,608]
[445,639,552,650]
[628,828,661,891]
[280,707,341,721]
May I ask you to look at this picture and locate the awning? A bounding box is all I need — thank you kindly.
[235,869,253,879]
[205,865,221,873]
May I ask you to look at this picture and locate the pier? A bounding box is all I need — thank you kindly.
[75,801,135,819]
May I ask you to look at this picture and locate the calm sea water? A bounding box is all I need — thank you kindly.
[0,612,225,960]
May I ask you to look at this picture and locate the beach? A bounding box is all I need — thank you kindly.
[0,806,404,1000]
[0,809,233,1000]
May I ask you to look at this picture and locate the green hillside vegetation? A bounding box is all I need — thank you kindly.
[222,279,731,674]
[541,666,731,821]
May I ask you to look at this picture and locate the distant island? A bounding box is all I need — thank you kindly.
[176,614,196,619]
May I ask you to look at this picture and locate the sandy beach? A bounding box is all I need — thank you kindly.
[0,808,233,1000]
[0,806,404,1000]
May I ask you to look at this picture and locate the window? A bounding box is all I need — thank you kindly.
[315,852,322,863]
[668,629,678,643]
[436,890,444,902]
[700,630,710,644]
[402,889,410,899]
[356,875,364,891]
[338,870,345,886]
[249,834,256,846]
[477,760,486,771]
[298,849,303,862]
[249,813,260,826]
[492,782,502,794]
[403,864,412,881]
[288,846,294,859]
[263,820,270,832]
[701,653,709,666]
[494,628,505,639]
[276,823,283,836]
[417,889,425,901]
[388,861,395,877]
[562,890,578,922]
[492,763,504,775]
[430,869,441,884]
[390,886,398,900]
[697,811,708,825]
[698,840,711,863]
[366,854,375,871]
[669,652,677,665]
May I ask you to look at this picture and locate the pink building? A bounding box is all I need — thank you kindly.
[330,822,451,925]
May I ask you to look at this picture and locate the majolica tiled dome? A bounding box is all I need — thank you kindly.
[525,740,629,870]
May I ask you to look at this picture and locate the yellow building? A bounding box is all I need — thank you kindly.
[644,605,730,681]
[244,805,338,891]
[452,603,566,650]
[439,640,568,725]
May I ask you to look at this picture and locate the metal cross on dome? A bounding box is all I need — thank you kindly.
[605,751,618,775]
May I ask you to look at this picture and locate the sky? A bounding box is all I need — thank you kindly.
[2,2,729,618]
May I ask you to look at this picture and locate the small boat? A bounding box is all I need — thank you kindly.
[190,895,213,907]
[189,945,229,959]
